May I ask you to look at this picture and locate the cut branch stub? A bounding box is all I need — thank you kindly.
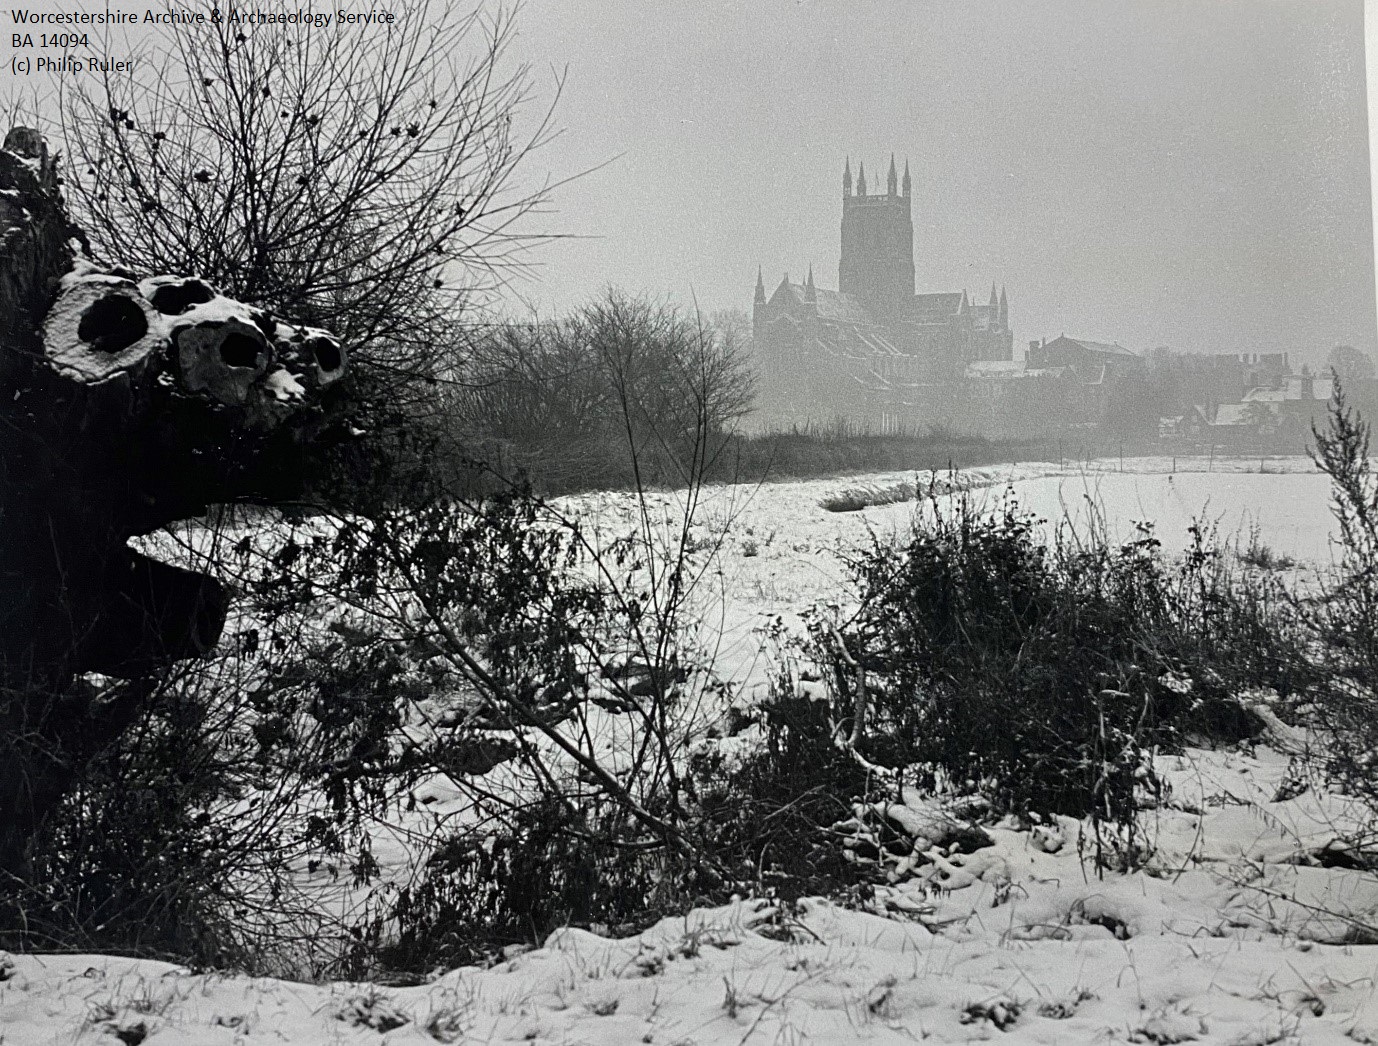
[42,275,163,385]
[173,306,272,405]
[139,274,217,316]
[275,322,347,387]
[0,127,74,366]
[2,126,46,163]
[73,548,229,678]
[242,368,310,431]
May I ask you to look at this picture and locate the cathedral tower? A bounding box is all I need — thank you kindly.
[838,154,915,311]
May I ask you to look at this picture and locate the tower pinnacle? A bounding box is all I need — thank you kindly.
[902,159,911,197]
[805,264,816,302]
[754,266,765,305]
[838,151,915,306]
[843,157,852,198]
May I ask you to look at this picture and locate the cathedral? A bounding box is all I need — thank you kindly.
[752,156,1014,430]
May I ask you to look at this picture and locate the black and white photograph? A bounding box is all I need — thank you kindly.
[2,1,1378,1041]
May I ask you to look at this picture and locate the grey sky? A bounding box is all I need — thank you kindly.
[509,0,1375,364]
[3,0,1373,363]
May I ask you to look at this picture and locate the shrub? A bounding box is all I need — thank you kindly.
[7,674,250,965]
[686,675,874,900]
[1304,381,1378,852]
[800,482,1306,866]
[354,798,693,976]
[360,659,889,977]
[1236,528,1297,572]
[1,510,456,972]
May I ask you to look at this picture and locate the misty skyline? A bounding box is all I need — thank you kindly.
[510,0,1375,365]
[3,0,1373,364]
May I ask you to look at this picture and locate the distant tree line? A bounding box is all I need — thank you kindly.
[452,291,755,490]
[1102,343,1378,444]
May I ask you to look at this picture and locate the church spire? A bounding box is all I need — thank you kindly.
[805,264,816,302]
[999,285,1008,327]
[856,161,867,196]
[989,283,998,311]
[754,266,765,305]
[843,157,852,198]
[887,154,898,196]
[902,159,911,198]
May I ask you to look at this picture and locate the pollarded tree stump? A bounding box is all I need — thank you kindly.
[0,126,351,878]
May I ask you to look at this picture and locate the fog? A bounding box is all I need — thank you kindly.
[511,0,1375,364]
[4,0,1374,363]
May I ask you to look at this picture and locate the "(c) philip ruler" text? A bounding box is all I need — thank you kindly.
[10,55,135,76]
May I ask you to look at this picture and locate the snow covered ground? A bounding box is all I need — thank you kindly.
[13,454,1378,1046]
[13,743,1378,1044]
[590,454,1342,707]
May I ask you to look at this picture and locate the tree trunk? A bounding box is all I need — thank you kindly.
[0,126,349,882]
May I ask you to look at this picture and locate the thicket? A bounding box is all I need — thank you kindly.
[732,381,1378,879]
[453,363,1045,495]
[454,290,755,492]
[779,486,1314,869]
[728,425,1045,486]
[1,268,772,975]
[4,477,702,973]
[450,290,1058,496]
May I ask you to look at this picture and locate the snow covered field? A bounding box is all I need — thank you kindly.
[630,454,1342,703]
[11,455,1378,1046]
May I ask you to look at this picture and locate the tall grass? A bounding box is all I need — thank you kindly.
[453,425,1047,496]
[728,426,1043,485]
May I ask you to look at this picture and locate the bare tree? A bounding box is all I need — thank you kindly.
[62,0,561,406]
[460,289,757,488]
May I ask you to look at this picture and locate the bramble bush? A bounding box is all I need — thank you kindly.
[793,482,1311,867]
